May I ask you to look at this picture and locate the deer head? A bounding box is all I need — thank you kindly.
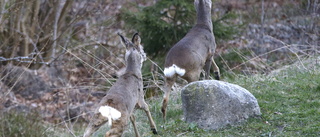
[194,0,212,12]
[118,33,146,72]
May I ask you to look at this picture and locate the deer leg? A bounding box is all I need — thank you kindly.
[105,118,125,137]
[105,128,123,137]
[162,76,176,121]
[84,111,108,137]
[183,69,201,83]
[138,101,158,134]
[211,57,220,80]
[204,58,212,79]
[130,115,140,137]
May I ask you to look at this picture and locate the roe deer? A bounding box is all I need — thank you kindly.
[161,0,220,120]
[83,33,157,137]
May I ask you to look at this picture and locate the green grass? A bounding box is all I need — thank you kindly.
[2,59,319,137]
[0,112,55,137]
[124,59,320,137]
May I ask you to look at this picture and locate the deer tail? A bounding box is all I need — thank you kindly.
[99,106,122,126]
[164,64,186,77]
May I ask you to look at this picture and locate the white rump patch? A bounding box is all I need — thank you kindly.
[164,64,186,77]
[99,106,121,126]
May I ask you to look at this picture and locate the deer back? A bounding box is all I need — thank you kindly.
[165,0,215,72]
[102,33,146,113]
[165,25,215,71]
[84,33,150,137]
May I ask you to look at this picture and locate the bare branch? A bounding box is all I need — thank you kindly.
[52,0,62,60]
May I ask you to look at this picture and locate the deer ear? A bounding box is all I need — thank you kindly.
[118,33,131,49]
[132,32,141,46]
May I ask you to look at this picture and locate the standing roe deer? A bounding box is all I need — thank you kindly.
[161,0,220,120]
[84,33,157,137]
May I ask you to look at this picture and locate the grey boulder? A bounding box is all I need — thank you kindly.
[181,80,261,130]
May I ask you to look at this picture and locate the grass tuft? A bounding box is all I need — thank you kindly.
[0,112,55,137]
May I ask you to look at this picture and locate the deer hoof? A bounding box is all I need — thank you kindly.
[214,72,220,80]
[151,128,158,134]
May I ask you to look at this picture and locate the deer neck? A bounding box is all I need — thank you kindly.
[124,57,142,79]
[195,0,213,32]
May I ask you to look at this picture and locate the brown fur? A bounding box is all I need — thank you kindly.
[84,33,157,137]
[162,0,220,120]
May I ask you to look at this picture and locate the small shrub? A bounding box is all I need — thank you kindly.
[120,0,195,57]
[120,0,241,57]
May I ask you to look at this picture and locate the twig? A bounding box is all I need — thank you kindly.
[62,48,114,86]
[150,71,165,92]
[177,131,188,136]
[0,54,51,65]
[8,27,47,64]
[58,111,77,137]
[260,0,265,43]
[231,45,295,71]
[264,35,307,70]
[2,65,27,99]
[218,53,237,77]
[147,57,164,72]
[52,0,62,60]
[0,0,8,29]
[230,34,311,71]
